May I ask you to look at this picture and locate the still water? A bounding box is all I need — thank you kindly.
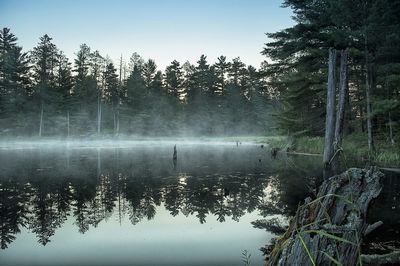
[0,141,329,265]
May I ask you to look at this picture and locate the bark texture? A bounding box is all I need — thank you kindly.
[332,50,349,170]
[267,167,384,266]
[364,38,374,151]
[323,48,337,171]
[334,50,349,151]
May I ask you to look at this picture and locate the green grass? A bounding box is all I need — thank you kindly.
[257,134,400,167]
[375,150,400,165]
[292,137,324,154]
[219,135,282,143]
[342,134,400,167]
[256,135,292,149]
[260,135,323,154]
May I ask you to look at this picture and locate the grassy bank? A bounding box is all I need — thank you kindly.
[261,135,400,167]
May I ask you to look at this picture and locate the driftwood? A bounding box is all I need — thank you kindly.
[267,167,386,266]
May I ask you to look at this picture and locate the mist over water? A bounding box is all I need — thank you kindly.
[0,139,253,150]
[0,142,322,266]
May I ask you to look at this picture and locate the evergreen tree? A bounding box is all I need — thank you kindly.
[165,60,184,100]
[72,44,98,134]
[74,44,91,82]
[0,28,30,132]
[125,65,146,134]
[103,63,120,134]
[128,52,144,73]
[228,57,245,87]
[55,52,73,107]
[214,56,230,95]
[30,34,59,136]
[142,59,157,90]
[185,55,212,134]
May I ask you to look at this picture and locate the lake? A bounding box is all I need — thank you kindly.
[0,141,397,265]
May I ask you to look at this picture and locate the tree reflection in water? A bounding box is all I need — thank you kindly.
[0,145,323,249]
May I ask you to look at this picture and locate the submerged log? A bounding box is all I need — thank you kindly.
[266,167,385,266]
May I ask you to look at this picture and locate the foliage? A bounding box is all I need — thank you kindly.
[264,0,400,150]
[0,29,275,137]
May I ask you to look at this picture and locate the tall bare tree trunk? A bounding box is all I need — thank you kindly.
[39,103,44,137]
[117,55,122,136]
[332,50,349,169]
[113,109,116,135]
[388,112,395,146]
[383,76,395,146]
[119,55,123,85]
[67,111,70,138]
[116,109,120,135]
[365,66,374,151]
[97,93,101,134]
[357,78,365,132]
[323,48,337,176]
[365,34,374,151]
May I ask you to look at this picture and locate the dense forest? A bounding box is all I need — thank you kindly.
[1,0,399,152]
[0,28,274,137]
[264,0,400,151]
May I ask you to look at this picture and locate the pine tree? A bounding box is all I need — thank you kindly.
[30,34,59,136]
[71,44,98,134]
[214,56,230,95]
[103,63,119,134]
[0,28,30,133]
[124,64,146,134]
[55,51,73,136]
[165,60,184,100]
[142,59,157,90]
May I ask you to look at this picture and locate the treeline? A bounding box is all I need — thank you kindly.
[0,164,270,248]
[264,0,400,149]
[0,28,274,137]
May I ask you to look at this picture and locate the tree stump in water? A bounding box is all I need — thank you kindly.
[267,167,385,266]
[173,145,177,161]
[271,147,279,158]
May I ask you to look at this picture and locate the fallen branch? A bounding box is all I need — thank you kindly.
[361,251,400,265]
[364,221,383,236]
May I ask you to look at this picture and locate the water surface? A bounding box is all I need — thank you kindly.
[0,141,333,265]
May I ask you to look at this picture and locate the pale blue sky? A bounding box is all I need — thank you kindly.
[0,0,293,70]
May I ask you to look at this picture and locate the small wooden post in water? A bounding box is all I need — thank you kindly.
[173,145,177,161]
